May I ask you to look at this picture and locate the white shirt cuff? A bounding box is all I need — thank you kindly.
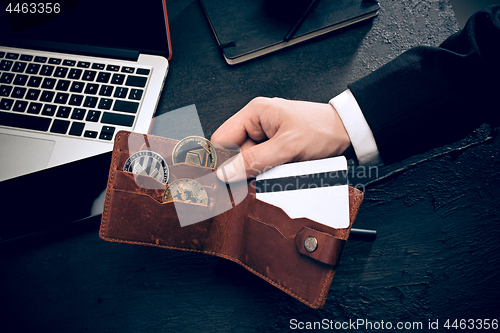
[330,90,383,166]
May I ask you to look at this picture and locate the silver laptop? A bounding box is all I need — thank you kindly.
[0,0,171,182]
[0,0,171,243]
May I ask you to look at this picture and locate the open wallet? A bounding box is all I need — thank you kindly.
[99,131,364,309]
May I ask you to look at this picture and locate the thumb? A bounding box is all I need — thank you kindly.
[216,139,288,183]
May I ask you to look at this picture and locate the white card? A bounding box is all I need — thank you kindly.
[255,156,349,228]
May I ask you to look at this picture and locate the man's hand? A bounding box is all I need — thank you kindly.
[211,97,351,182]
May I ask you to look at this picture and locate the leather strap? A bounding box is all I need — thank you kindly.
[295,227,346,266]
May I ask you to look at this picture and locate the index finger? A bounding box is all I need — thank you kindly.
[210,98,270,146]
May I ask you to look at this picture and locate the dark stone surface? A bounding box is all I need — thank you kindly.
[1,1,499,332]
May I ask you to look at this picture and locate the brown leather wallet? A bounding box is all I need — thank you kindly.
[99,131,364,309]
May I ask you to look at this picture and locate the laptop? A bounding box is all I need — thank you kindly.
[0,0,171,243]
[0,0,171,181]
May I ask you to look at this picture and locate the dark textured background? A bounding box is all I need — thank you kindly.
[1,0,499,332]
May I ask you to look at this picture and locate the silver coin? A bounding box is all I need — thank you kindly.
[163,178,209,206]
[123,150,169,184]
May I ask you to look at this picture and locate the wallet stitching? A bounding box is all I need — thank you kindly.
[111,187,165,203]
[301,226,346,241]
[252,197,351,239]
[110,187,214,208]
[102,133,325,308]
[100,234,326,308]
[247,214,291,239]
[100,131,345,309]
[99,131,122,237]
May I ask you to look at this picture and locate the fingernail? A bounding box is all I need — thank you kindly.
[217,161,238,182]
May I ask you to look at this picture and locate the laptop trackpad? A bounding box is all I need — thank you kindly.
[0,134,55,182]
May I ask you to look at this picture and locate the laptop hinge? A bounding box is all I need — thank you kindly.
[1,38,140,62]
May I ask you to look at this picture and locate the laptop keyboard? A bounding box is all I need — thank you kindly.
[0,49,152,141]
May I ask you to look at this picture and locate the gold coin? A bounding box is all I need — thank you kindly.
[172,136,217,168]
[163,178,209,206]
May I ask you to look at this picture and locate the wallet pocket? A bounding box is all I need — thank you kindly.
[102,166,231,250]
[101,182,214,251]
[112,169,166,197]
[229,193,348,308]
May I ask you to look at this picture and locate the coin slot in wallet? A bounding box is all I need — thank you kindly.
[111,156,244,227]
[111,170,166,199]
[111,167,216,216]
[102,188,214,251]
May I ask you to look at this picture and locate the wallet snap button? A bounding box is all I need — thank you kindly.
[304,236,318,253]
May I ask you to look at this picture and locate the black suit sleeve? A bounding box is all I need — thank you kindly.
[348,5,500,165]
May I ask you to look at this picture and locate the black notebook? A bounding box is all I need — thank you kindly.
[200,0,380,65]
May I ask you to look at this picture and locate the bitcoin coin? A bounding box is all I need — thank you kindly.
[172,136,217,168]
[163,178,209,206]
[123,150,169,184]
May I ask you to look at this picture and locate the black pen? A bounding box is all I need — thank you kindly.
[349,228,377,241]
[283,0,318,42]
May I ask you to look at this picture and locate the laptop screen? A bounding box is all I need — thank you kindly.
[0,0,171,58]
